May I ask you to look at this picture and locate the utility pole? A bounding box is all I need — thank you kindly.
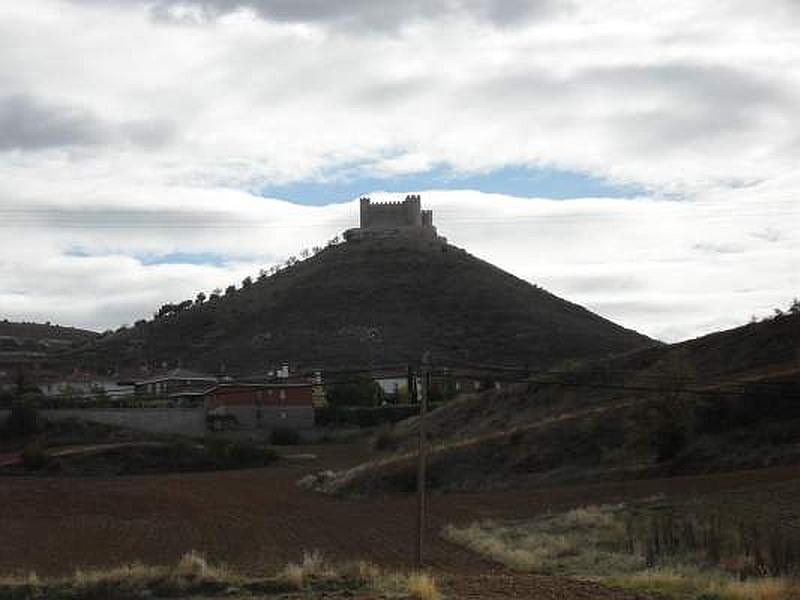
[416,352,430,569]
[407,365,417,405]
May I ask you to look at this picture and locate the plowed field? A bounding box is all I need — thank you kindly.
[1,442,799,598]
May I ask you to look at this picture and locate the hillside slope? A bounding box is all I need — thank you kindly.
[0,320,97,352]
[70,238,652,374]
[319,313,800,495]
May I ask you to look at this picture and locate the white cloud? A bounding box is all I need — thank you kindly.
[0,184,796,341]
[0,1,798,341]
[3,1,800,189]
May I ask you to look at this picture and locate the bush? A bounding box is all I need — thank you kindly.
[227,440,279,466]
[325,376,384,408]
[372,426,399,452]
[4,403,42,437]
[270,427,300,445]
[0,390,15,408]
[651,400,695,462]
[202,438,279,469]
[21,441,49,470]
[315,404,426,428]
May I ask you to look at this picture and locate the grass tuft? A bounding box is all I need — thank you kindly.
[0,550,441,599]
[713,577,800,600]
[279,550,336,589]
[406,572,441,600]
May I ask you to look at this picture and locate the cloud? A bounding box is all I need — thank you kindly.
[0,1,799,342]
[0,94,110,151]
[0,94,175,151]
[5,1,799,190]
[141,0,568,30]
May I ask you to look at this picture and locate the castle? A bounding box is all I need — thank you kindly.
[344,195,445,243]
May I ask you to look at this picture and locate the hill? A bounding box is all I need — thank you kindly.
[68,237,652,374]
[313,311,800,495]
[0,320,97,353]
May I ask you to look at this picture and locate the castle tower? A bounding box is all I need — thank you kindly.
[345,194,445,243]
[404,194,422,226]
[359,196,371,228]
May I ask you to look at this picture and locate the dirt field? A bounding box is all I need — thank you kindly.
[1,441,799,598]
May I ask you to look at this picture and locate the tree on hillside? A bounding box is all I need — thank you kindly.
[156,303,177,319]
[325,375,384,408]
[210,288,222,301]
[242,276,253,288]
[225,285,236,296]
[196,292,206,304]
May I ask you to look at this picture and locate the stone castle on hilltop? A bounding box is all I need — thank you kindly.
[344,194,445,243]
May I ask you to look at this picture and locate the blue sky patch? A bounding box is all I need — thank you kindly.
[137,252,229,267]
[67,248,229,267]
[259,165,644,205]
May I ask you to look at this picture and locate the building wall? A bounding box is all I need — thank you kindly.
[135,378,216,397]
[205,385,313,409]
[211,406,314,430]
[0,408,207,437]
[359,195,424,230]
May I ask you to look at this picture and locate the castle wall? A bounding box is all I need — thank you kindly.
[347,195,443,243]
[366,204,411,228]
[359,195,424,229]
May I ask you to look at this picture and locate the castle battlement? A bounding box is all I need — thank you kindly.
[344,194,444,243]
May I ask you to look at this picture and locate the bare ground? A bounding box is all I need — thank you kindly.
[1,441,799,598]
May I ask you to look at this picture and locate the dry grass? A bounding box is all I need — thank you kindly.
[279,550,337,589]
[561,505,618,529]
[406,572,441,600]
[610,569,800,600]
[714,577,800,600]
[0,550,440,599]
[443,504,638,575]
[444,522,576,571]
[445,503,800,600]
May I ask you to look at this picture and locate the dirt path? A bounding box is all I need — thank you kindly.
[440,572,649,599]
[1,442,799,598]
[0,442,168,467]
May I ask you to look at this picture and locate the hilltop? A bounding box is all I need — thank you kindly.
[68,237,652,374]
[316,311,800,495]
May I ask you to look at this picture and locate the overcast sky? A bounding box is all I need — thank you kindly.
[1,1,798,342]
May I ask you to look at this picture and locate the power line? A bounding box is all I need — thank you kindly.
[313,363,800,400]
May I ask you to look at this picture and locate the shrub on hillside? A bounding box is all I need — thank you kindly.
[3,403,43,437]
[315,404,424,428]
[270,427,300,445]
[651,400,695,462]
[372,426,399,452]
[227,440,279,466]
[0,390,15,408]
[21,441,49,470]
[202,438,277,468]
[325,376,384,408]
